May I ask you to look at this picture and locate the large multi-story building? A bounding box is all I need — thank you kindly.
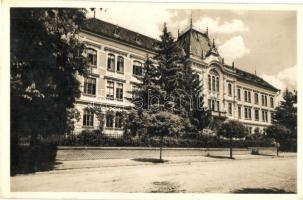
[74,18,279,135]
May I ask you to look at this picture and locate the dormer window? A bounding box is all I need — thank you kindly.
[135,34,141,44]
[113,26,120,38]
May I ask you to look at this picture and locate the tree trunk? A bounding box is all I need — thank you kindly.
[229,135,233,159]
[160,136,163,161]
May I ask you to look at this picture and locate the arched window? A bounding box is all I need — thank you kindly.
[208,75,211,91]
[87,48,97,67]
[117,56,124,73]
[107,53,115,71]
[83,108,94,127]
[216,77,219,92]
[208,69,219,93]
[212,76,215,92]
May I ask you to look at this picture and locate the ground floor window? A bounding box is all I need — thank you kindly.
[83,109,94,127]
[115,112,123,128]
[106,112,114,128]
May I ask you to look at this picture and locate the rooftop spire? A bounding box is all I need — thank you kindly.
[190,14,193,28]
[177,25,180,38]
[255,66,257,75]
[206,26,208,35]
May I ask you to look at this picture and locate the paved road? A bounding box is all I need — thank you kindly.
[11,156,296,193]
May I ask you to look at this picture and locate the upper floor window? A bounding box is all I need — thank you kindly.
[208,75,211,91]
[216,77,219,92]
[244,91,248,102]
[244,107,252,120]
[117,56,124,73]
[254,108,259,121]
[133,61,143,76]
[264,95,268,107]
[87,48,97,67]
[116,83,123,100]
[228,102,232,116]
[270,97,274,108]
[83,77,96,95]
[238,105,242,119]
[106,81,114,99]
[83,108,94,127]
[107,53,115,71]
[208,69,219,93]
[237,88,241,100]
[248,91,251,103]
[212,76,216,92]
[228,83,232,97]
[254,93,259,104]
[262,110,268,122]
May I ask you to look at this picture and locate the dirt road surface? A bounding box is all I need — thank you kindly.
[11,156,296,193]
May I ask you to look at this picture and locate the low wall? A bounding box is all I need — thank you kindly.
[56,146,277,161]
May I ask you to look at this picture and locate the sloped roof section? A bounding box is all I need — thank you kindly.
[82,18,158,51]
[234,67,279,92]
[177,27,212,58]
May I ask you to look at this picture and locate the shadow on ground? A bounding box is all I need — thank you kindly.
[132,158,168,163]
[11,143,59,176]
[233,188,295,194]
[206,155,235,160]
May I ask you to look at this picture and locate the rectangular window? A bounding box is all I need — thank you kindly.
[262,110,268,122]
[244,107,251,120]
[248,91,251,103]
[264,95,268,107]
[228,102,232,116]
[244,107,248,119]
[106,81,114,99]
[133,61,143,76]
[115,112,123,128]
[107,54,115,71]
[208,99,212,110]
[228,83,232,97]
[254,93,258,104]
[83,109,94,127]
[217,101,220,112]
[248,108,251,120]
[117,56,124,73]
[254,108,259,121]
[270,97,274,108]
[238,105,241,119]
[87,49,97,67]
[84,77,96,95]
[106,113,114,128]
[244,91,248,102]
[237,88,241,100]
[262,95,265,106]
[116,83,123,100]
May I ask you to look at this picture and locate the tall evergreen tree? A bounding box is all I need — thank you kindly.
[10,8,89,144]
[272,89,297,138]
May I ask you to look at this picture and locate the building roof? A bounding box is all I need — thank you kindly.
[82,18,158,51]
[177,26,212,58]
[82,18,279,92]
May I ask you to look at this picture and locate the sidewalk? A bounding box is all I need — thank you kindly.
[53,152,296,172]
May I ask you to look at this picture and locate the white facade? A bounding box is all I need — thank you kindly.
[74,19,279,135]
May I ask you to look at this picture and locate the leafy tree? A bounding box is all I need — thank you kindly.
[10,8,88,145]
[272,89,297,138]
[147,112,185,161]
[266,124,291,143]
[217,120,248,159]
[87,104,104,133]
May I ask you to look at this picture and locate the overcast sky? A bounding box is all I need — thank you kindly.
[88,8,297,92]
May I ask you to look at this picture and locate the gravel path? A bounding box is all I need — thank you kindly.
[11,156,296,193]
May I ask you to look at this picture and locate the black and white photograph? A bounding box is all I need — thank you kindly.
[0,1,301,199]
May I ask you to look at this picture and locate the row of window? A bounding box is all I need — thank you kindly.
[83,77,124,101]
[236,88,274,107]
[208,75,219,93]
[235,105,270,122]
[83,109,123,128]
[87,48,145,76]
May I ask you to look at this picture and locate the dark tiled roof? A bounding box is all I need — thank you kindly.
[234,67,279,92]
[82,18,158,51]
[177,27,212,58]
